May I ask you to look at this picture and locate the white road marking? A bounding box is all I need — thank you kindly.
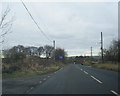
[43,78,46,80]
[84,71,88,74]
[48,76,50,78]
[81,69,83,71]
[26,90,30,93]
[110,90,120,96]
[91,76,102,84]
[54,72,56,73]
[26,87,34,93]
[59,68,63,71]
[39,81,42,83]
[30,87,33,90]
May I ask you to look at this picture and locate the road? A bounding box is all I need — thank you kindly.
[2,64,119,95]
[29,64,119,95]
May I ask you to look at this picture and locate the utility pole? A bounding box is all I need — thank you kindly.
[84,54,86,57]
[53,40,55,60]
[101,32,104,63]
[53,40,55,50]
[91,47,92,58]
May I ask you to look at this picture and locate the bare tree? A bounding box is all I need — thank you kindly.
[38,47,44,57]
[44,45,54,59]
[24,46,39,56]
[53,48,67,62]
[0,7,14,43]
[103,39,119,63]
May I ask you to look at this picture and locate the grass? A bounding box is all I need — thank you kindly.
[2,64,65,79]
[93,63,119,72]
[3,62,119,79]
[84,62,119,72]
[3,72,37,78]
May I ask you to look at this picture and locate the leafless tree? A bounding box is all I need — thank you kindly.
[38,47,44,57]
[53,48,67,62]
[103,39,119,63]
[44,45,54,59]
[0,7,14,44]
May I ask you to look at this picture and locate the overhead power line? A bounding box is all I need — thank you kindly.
[20,0,52,42]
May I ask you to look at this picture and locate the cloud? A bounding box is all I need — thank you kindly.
[2,2,118,56]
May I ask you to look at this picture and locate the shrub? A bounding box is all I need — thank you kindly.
[10,52,26,62]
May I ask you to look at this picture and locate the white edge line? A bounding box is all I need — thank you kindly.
[110,90,120,96]
[91,76,102,84]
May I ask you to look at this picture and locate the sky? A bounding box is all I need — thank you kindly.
[1,0,118,56]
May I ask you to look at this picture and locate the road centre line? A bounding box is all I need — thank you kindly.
[78,67,102,84]
[31,87,34,90]
[91,76,102,84]
[59,68,63,71]
[26,87,34,93]
[43,78,46,80]
[110,90,120,96]
[39,81,42,83]
[26,89,30,93]
[83,71,88,74]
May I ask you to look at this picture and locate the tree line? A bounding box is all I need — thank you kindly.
[3,45,67,62]
[103,39,120,63]
[2,45,67,73]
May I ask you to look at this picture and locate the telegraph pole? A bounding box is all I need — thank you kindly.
[91,47,92,58]
[53,40,55,50]
[53,40,55,60]
[101,32,104,63]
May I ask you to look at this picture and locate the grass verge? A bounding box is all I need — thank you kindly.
[84,62,119,72]
[2,64,65,79]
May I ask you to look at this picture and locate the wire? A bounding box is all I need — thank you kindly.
[20,0,52,42]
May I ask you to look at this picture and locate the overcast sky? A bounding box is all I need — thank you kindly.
[1,1,118,56]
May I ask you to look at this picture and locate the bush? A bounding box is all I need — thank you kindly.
[10,52,26,62]
[2,64,21,73]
